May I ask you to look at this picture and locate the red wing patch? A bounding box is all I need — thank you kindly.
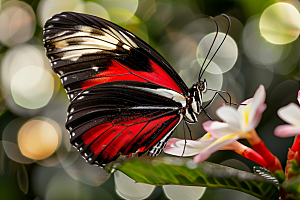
[81,59,183,94]
[77,114,179,166]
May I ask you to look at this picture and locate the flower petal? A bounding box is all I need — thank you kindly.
[245,104,267,132]
[216,106,244,131]
[171,140,208,150]
[164,147,200,157]
[238,98,253,112]
[274,125,300,138]
[193,134,239,163]
[203,121,236,138]
[298,90,300,105]
[164,139,209,157]
[248,85,266,124]
[165,138,182,149]
[278,103,300,127]
[198,133,213,142]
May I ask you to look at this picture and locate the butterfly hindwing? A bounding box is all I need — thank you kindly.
[67,81,183,167]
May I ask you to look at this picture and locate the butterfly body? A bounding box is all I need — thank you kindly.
[44,12,206,167]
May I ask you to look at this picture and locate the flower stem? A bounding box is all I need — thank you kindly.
[291,135,300,152]
[228,141,267,167]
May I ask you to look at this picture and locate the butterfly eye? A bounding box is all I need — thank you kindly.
[198,81,206,92]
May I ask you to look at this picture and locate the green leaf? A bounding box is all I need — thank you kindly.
[106,157,279,200]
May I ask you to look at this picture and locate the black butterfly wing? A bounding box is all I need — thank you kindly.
[67,81,184,167]
[43,12,189,166]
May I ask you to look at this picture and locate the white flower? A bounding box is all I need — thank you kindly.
[275,91,300,137]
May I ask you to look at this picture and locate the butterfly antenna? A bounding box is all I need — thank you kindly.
[199,14,231,79]
[198,17,219,82]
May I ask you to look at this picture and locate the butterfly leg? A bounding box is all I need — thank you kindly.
[181,120,188,158]
[200,105,213,120]
[204,90,231,110]
[185,121,193,140]
[205,89,246,109]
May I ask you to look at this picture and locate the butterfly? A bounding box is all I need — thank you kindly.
[43,12,230,168]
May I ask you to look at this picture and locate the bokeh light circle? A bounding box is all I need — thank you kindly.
[163,185,206,200]
[260,3,300,44]
[221,159,250,172]
[64,155,110,186]
[115,171,155,199]
[1,44,51,96]
[2,118,34,164]
[0,1,36,46]
[17,164,29,194]
[97,0,139,23]
[18,119,60,160]
[37,0,81,27]
[74,1,110,20]
[179,60,223,102]
[243,16,284,65]
[197,32,238,73]
[11,66,54,109]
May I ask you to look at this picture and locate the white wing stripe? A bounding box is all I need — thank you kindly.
[126,86,186,107]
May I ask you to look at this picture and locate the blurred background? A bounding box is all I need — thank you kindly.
[0,0,299,199]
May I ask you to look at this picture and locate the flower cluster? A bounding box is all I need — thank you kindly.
[164,85,300,188]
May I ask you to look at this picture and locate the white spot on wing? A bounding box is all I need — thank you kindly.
[119,30,138,48]
[123,45,131,50]
[62,49,101,61]
[81,26,92,33]
[92,66,99,71]
[126,31,135,37]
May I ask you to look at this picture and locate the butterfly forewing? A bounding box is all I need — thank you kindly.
[43,12,189,167]
[44,12,188,101]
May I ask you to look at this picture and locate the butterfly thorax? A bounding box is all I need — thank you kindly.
[183,80,207,123]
